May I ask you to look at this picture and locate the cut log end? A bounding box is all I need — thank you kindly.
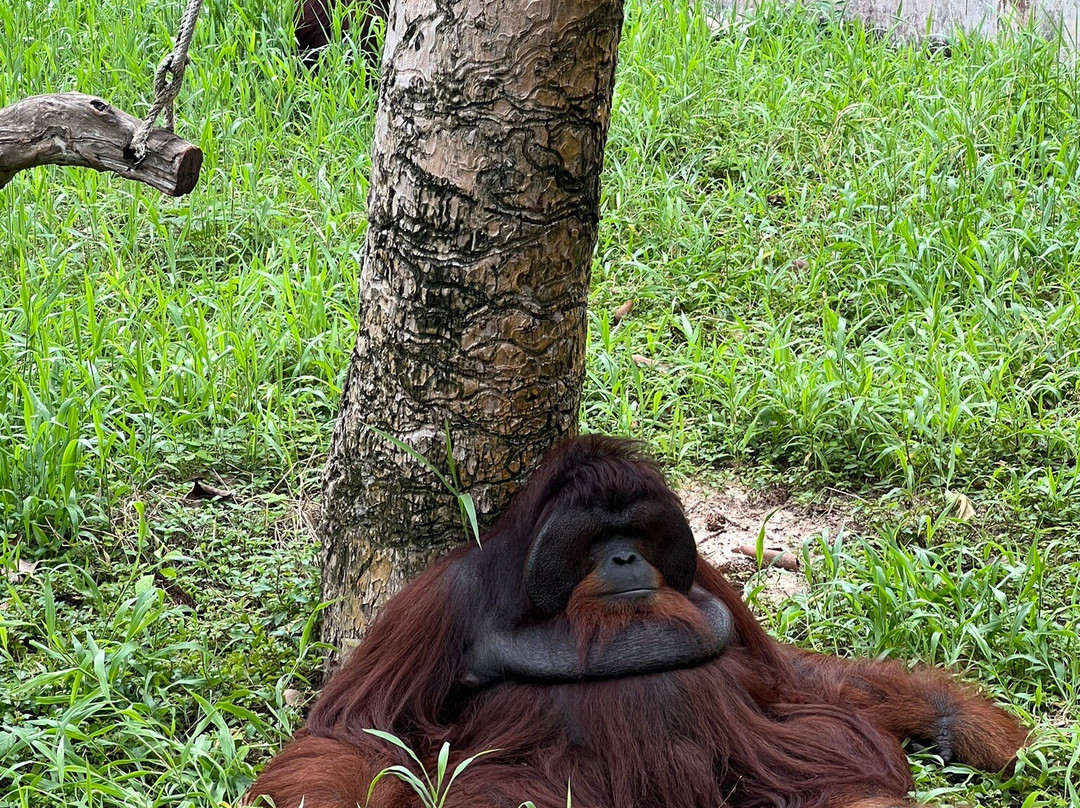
[171,142,204,197]
[0,92,203,196]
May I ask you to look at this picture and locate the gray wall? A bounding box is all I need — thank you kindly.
[713,0,1080,46]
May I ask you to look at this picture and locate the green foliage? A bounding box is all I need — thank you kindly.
[1,0,1078,805]
[591,0,1080,505]
[364,730,495,808]
[0,492,326,806]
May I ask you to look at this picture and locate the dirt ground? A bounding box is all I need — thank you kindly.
[681,482,859,602]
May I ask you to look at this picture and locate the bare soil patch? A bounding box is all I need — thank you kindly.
[681,482,860,602]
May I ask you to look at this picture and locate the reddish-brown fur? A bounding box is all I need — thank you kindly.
[565,569,708,656]
[247,437,1027,808]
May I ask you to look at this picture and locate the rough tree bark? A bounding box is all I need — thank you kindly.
[319,0,625,655]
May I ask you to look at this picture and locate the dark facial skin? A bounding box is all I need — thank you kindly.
[524,501,698,617]
[460,483,734,690]
[589,537,661,599]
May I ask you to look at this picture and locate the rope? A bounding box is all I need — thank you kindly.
[130,0,204,162]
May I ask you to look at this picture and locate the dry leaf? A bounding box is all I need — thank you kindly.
[951,492,977,522]
[612,299,635,324]
[7,559,38,583]
[183,480,235,502]
[704,511,730,532]
[631,354,670,372]
[284,689,305,708]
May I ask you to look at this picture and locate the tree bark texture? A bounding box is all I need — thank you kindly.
[320,0,624,655]
[0,94,202,196]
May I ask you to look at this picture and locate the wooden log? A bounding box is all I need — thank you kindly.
[0,93,202,196]
[734,545,801,572]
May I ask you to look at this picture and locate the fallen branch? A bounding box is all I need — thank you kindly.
[734,545,801,572]
[0,93,202,196]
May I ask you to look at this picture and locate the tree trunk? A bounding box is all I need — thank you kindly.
[319,0,625,655]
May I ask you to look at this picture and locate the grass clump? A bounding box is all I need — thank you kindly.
[1,0,1078,805]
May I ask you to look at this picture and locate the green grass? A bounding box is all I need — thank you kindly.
[2,0,1079,804]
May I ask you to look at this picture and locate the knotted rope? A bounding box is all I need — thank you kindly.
[130,0,203,161]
